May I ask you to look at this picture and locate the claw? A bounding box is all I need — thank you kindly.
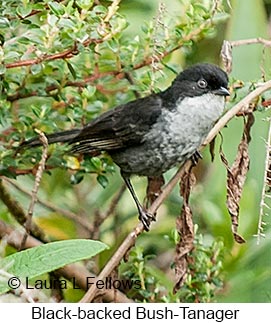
[191,150,202,166]
[138,207,156,231]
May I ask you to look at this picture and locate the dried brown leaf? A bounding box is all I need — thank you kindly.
[220,113,255,243]
[174,166,195,293]
[179,167,196,199]
[174,202,194,293]
[221,40,233,73]
[145,175,165,207]
[209,137,216,162]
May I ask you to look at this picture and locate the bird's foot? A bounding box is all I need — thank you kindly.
[191,150,202,166]
[138,207,156,231]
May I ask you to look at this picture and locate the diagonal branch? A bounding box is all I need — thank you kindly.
[0,180,46,242]
[21,131,48,248]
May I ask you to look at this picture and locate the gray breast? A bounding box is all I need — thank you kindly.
[112,93,225,176]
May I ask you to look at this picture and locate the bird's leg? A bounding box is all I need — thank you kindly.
[121,173,156,231]
[190,150,202,166]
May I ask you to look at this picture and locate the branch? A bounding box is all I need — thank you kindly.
[7,80,126,102]
[257,117,271,244]
[133,20,214,71]
[4,1,119,70]
[229,38,271,47]
[91,183,126,240]
[6,11,216,103]
[5,38,103,69]
[21,131,48,248]
[6,12,212,71]
[0,179,45,241]
[221,38,271,73]
[79,79,271,303]
[104,0,121,23]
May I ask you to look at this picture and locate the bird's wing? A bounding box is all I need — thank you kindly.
[70,94,163,153]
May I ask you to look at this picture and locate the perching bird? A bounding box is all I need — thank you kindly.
[22,63,229,230]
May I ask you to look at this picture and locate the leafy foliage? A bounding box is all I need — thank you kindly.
[0,0,227,180]
[0,0,270,303]
[119,230,224,302]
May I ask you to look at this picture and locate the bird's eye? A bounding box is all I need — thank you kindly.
[197,79,207,88]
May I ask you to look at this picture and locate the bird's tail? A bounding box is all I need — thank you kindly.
[20,128,81,148]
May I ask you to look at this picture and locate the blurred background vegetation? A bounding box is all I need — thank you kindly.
[0,0,271,302]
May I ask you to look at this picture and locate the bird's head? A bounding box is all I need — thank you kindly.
[169,63,230,99]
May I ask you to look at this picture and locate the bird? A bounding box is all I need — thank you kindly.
[21,63,229,231]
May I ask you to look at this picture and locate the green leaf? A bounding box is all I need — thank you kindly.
[3,51,20,61]
[70,171,84,184]
[0,167,17,178]
[31,105,42,118]
[16,5,32,18]
[0,239,108,294]
[76,0,94,10]
[30,64,42,75]
[0,64,6,75]
[66,61,77,80]
[90,156,102,169]
[97,174,109,188]
[82,85,96,99]
[0,17,9,28]
[93,5,107,15]
[48,1,65,16]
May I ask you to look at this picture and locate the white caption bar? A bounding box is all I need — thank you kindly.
[1,303,270,322]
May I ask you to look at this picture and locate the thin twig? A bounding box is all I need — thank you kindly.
[79,79,271,303]
[150,2,167,91]
[133,20,214,72]
[5,12,219,104]
[229,38,271,47]
[92,184,127,240]
[104,0,121,23]
[5,38,104,69]
[257,117,271,244]
[0,180,45,241]
[5,10,215,79]
[21,130,48,248]
[221,38,271,73]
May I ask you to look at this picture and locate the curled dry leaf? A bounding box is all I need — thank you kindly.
[145,175,165,208]
[221,40,233,73]
[220,113,255,244]
[174,165,196,293]
[209,137,216,162]
[261,98,271,108]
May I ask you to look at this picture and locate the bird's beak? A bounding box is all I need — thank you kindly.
[213,86,230,97]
